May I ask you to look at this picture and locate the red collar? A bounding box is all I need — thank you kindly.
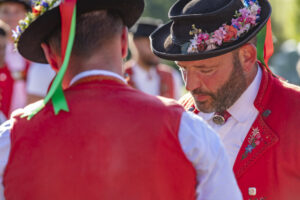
[71,75,126,87]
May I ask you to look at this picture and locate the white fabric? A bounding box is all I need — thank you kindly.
[0,70,242,200]
[0,112,6,125]
[70,69,126,86]
[197,67,262,167]
[5,43,27,113]
[179,112,242,200]
[0,120,12,200]
[132,64,160,95]
[26,63,56,97]
[131,63,183,99]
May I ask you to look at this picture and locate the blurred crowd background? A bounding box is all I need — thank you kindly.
[0,0,299,123]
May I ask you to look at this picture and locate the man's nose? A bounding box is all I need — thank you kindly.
[184,70,202,92]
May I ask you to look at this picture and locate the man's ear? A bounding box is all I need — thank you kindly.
[238,43,257,72]
[121,26,128,59]
[41,43,59,72]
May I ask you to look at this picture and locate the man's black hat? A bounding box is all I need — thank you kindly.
[150,0,271,61]
[131,17,162,38]
[16,0,144,63]
[0,0,31,11]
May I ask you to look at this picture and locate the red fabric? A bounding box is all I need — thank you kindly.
[4,79,196,200]
[0,61,30,118]
[0,64,14,118]
[179,65,300,199]
[60,0,76,60]
[156,64,175,98]
[124,60,176,98]
[264,19,274,68]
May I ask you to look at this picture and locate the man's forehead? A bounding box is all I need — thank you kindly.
[176,58,221,68]
[175,51,235,68]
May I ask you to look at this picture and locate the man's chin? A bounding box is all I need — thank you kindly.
[194,100,216,113]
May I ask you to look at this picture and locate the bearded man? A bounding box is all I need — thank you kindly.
[151,0,300,199]
[0,0,242,199]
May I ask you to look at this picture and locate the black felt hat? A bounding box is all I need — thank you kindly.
[0,0,31,11]
[131,17,162,38]
[150,0,271,61]
[16,0,144,63]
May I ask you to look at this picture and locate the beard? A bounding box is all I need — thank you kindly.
[192,53,248,113]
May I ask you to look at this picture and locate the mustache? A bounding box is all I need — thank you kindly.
[191,88,216,99]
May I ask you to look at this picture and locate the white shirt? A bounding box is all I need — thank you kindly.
[0,70,242,200]
[132,63,183,99]
[198,67,262,167]
[26,63,56,97]
[0,112,6,125]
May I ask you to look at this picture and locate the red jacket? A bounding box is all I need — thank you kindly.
[0,62,30,118]
[180,66,300,200]
[0,65,15,118]
[4,76,196,200]
[125,60,175,98]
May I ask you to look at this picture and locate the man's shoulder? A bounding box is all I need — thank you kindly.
[178,93,194,110]
[268,76,300,105]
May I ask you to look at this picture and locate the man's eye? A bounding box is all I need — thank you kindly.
[201,69,213,73]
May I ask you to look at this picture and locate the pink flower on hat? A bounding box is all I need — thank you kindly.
[186,0,261,53]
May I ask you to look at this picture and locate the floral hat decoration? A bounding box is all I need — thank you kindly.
[13,0,144,119]
[150,0,273,65]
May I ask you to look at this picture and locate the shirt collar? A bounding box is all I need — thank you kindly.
[70,70,126,86]
[227,66,262,123]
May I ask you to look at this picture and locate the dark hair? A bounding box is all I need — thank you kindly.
[46,10,124,59]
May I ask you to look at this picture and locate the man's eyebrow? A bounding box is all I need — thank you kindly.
[176,63,218,69]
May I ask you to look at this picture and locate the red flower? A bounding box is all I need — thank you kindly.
[255,140,261,146]
[223,25,238,42]
[197,43,207,51]
[33,5,42,16]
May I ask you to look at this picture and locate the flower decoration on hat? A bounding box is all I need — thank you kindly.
[186,0,261,53]
[12,0,59,46]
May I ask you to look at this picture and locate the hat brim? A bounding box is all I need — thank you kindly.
[17,0,144,63]
[150,0,271,61]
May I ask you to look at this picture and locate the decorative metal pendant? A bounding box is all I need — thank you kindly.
[248,187,257,196]
[212,114,226,125]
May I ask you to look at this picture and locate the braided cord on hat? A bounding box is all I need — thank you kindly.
[23,0,77,120]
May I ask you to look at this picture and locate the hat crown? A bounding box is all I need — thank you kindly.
[182,0,232,14]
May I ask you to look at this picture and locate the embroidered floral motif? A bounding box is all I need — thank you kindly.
[13,0,59,46]
[242,127,263,160]
[186,0,261,53]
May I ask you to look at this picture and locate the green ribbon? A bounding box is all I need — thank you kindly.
[256,24,267,67]
[24,5,77,120]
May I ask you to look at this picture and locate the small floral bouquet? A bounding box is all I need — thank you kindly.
[185,0,261,53]
[12,0,59,46]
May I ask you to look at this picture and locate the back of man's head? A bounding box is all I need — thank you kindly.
[46,10,124,61]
